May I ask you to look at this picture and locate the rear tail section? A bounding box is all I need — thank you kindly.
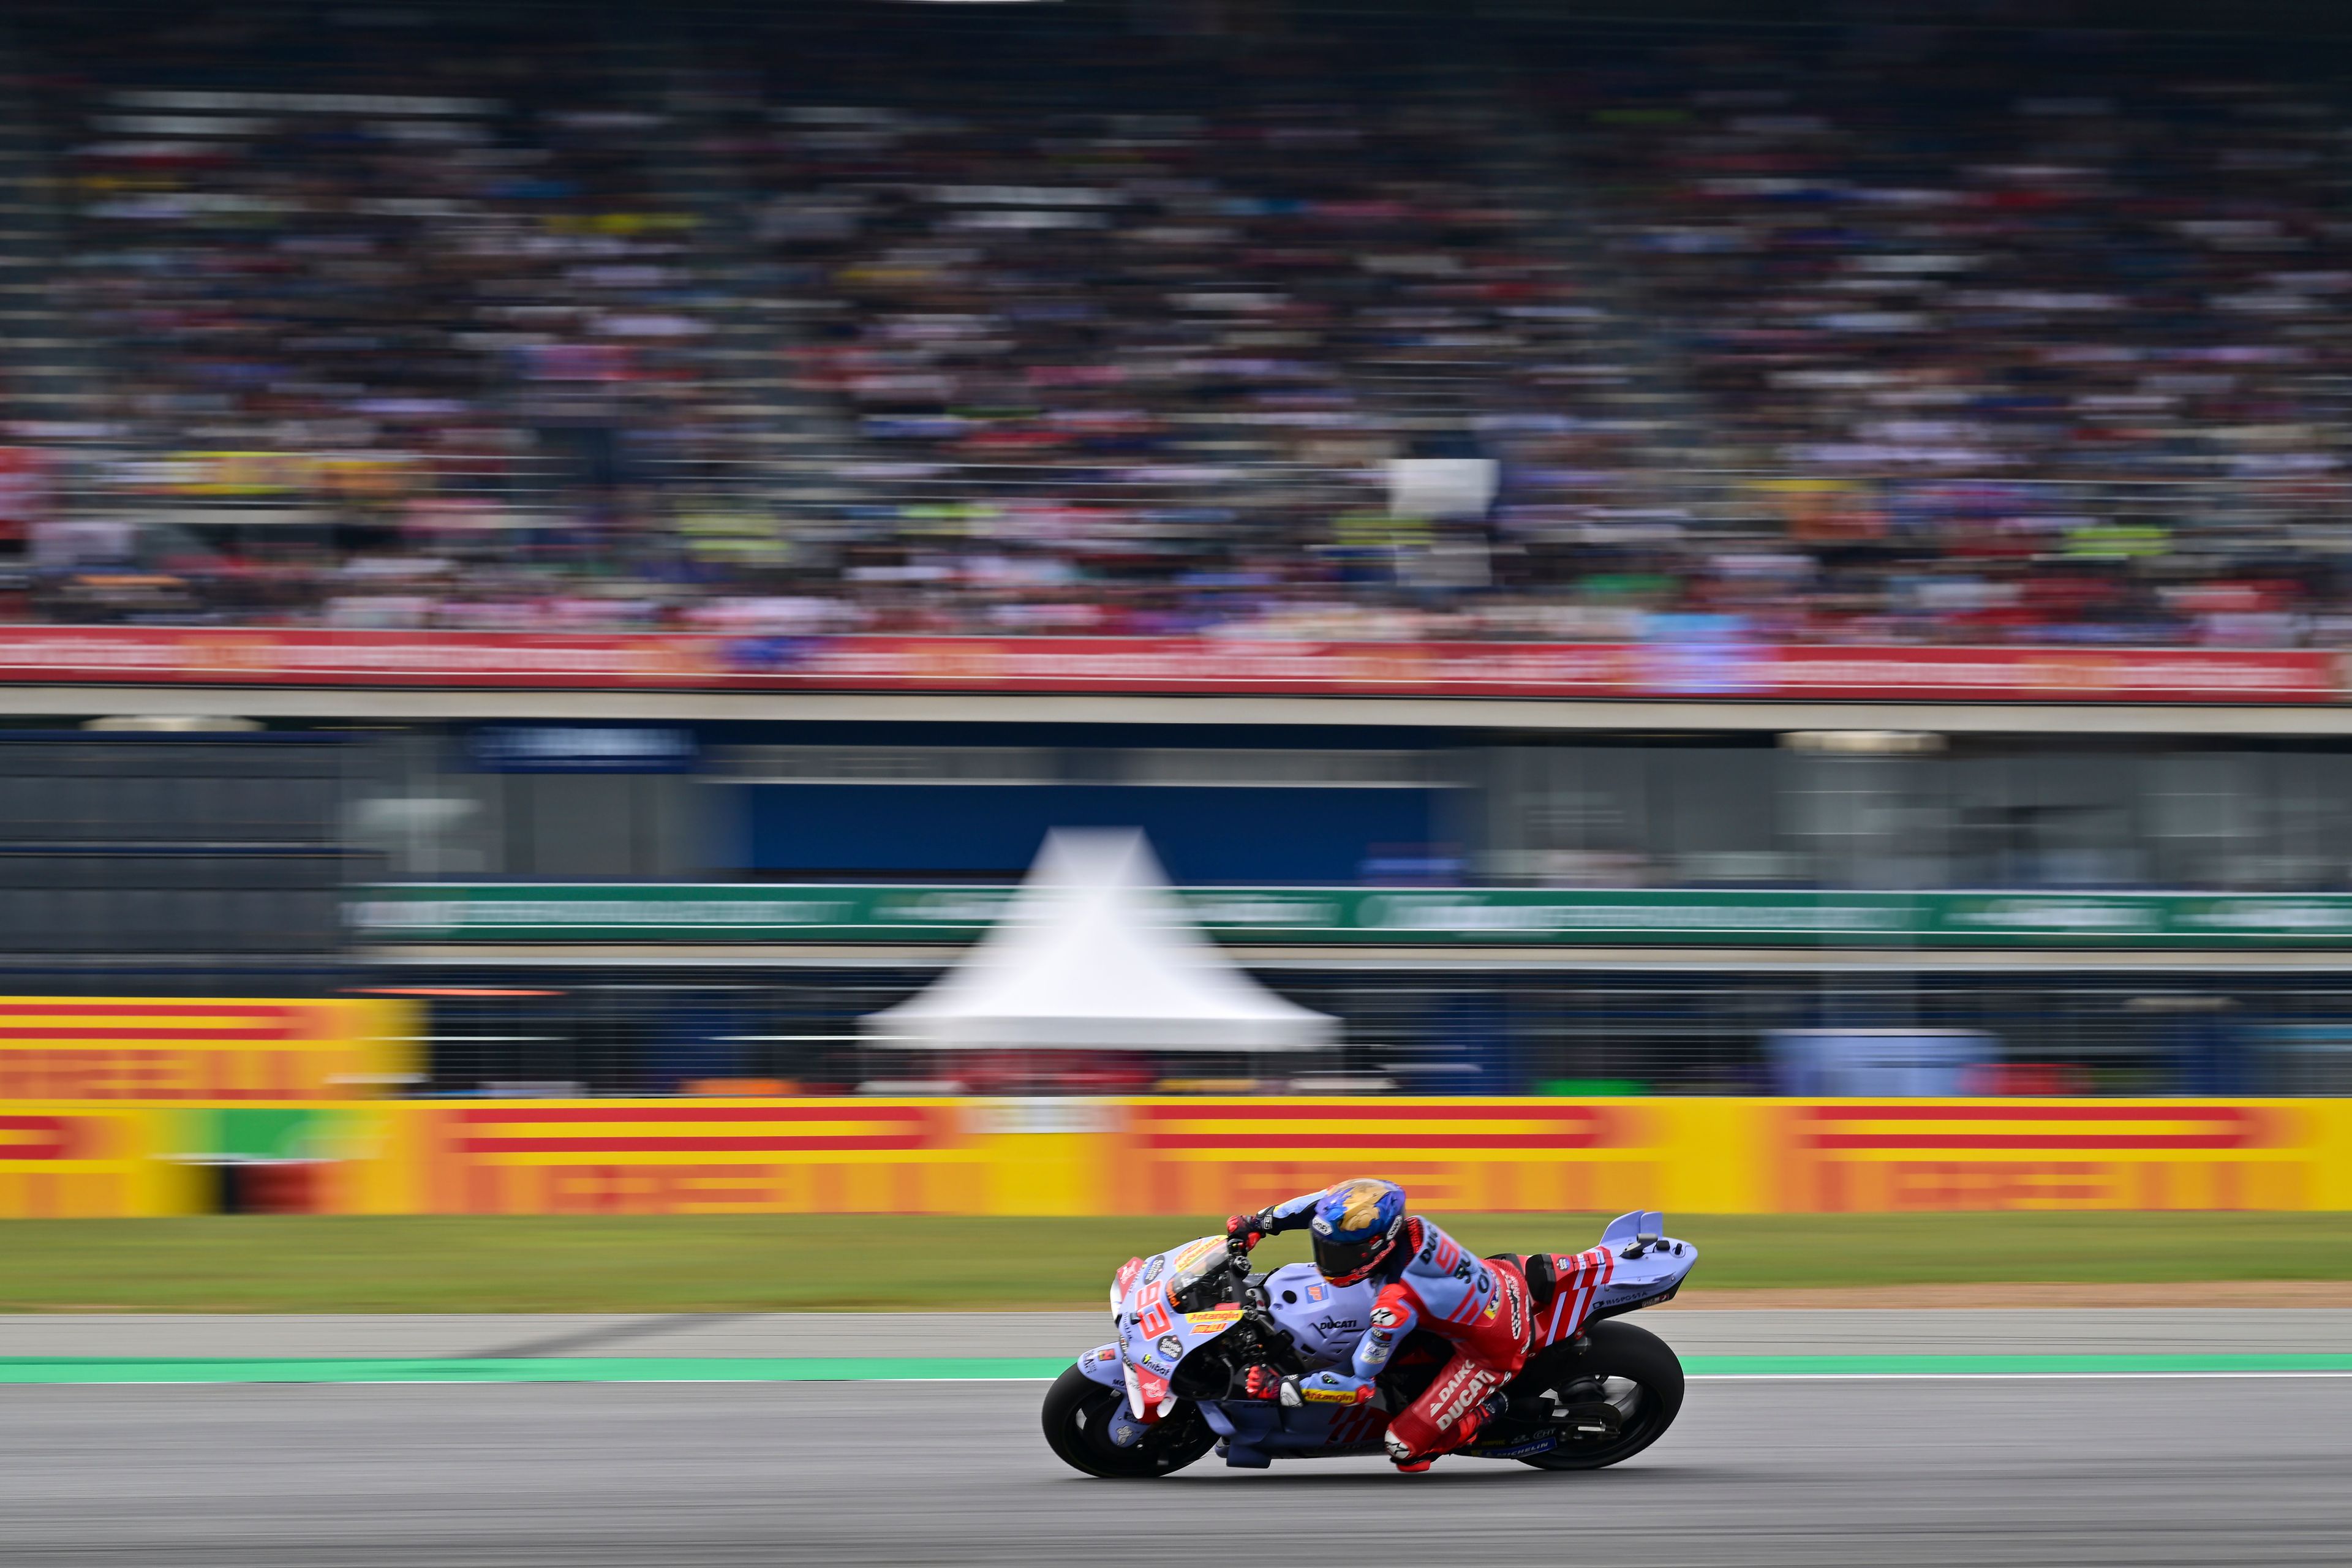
[1528,1245,1617,1349]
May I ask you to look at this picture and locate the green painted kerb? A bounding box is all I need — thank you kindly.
[4,1353,2351,1385]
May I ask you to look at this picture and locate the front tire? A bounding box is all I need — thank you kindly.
[1505,1318,1685,1471]
[1041,1365,1216,1479]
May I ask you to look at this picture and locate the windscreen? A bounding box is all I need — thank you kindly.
[1156,1237,1231,1301]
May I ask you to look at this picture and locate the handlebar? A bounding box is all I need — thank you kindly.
[1224,1234,1258,1308]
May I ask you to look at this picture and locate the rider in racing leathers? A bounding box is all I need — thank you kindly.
[1226,1177,1547,1472]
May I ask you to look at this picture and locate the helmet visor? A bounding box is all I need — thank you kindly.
[1313,1229,1393,1284]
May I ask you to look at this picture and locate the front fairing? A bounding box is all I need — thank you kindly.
[1120,1253,1387,1462]
[1101,1240,1396,1453]
[1076,1343,1124,1390]
[1110,1235,1246,1418]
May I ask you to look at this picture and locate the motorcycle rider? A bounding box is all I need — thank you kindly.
[1226,1177,1540,1472]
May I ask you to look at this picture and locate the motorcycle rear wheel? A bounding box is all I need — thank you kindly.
[1505,1318,1685,1471]
[1041,1365,1216,1479]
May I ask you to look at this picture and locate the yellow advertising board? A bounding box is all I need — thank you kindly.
[1757,1098,2346,1213]
[0,997,415,1101]
[1,1095,2350,1218]
[1110,1098,1676,1215]
[0,1104,195,1217]
[317,1095,2352,1218]
[393,1098,986,1216]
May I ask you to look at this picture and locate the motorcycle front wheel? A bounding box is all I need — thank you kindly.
[1041,1365,1217,1479]
[1504,1317,1686,1471]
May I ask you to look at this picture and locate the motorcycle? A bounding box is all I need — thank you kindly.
[1044,1209,1696,1477]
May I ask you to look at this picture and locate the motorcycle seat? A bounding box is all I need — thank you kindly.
[1486,1252,1559,1312]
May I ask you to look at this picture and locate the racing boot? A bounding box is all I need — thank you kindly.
[1461,1390,1511,1444]
[1384,1431,1436,1472]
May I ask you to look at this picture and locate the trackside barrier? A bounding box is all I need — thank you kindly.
[2,1097,2351,1218]
[0,997,416,1215]
[0,998,417,1102]
[0,628,2335,704]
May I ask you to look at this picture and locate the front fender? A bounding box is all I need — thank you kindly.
[1076,1343,1125,1390]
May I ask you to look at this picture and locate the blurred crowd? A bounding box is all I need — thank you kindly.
[1551,23,2352,648]
[1,6,2348,648]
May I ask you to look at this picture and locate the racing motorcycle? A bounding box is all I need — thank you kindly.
[1043,1210,1695,1477]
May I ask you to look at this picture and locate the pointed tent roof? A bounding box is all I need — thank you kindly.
[862,829,1336,1052]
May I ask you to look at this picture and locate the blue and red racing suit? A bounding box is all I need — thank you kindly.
[1251,1189,1609,1464]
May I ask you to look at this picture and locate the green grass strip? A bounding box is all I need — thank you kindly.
[3,1353,2351,1384]
[6,1212,2351,1313]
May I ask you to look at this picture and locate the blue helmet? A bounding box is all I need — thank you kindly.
[1308,1178,1408,1286]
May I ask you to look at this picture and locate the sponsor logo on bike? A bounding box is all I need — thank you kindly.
[1475,1434,1557,1460]
[1141,1256,1164,1284]
[1603,1285,1678,1313]
[1156,1334,1183,1361]
[1302,1384,1370,1405]
[1187,1308,1244,1333]
[1310,1316,1361,1338]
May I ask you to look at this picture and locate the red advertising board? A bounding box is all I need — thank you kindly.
[0,628,2334,704]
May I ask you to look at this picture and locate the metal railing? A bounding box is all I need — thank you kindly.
[358,962,2352,1098]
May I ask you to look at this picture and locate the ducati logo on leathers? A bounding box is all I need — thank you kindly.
[1433,1363,1498,1429]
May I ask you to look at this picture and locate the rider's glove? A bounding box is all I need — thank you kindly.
[1242,1365,1301,1407]
[1225,1210,1270,1250]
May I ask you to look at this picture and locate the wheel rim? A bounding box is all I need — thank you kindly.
[1522,1370,1669,1461]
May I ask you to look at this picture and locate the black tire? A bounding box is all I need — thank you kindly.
[1504,1318,1685,1471]
[1041,1365,1217,1479]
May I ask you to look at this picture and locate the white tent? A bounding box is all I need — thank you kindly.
[862,829,1336,1052]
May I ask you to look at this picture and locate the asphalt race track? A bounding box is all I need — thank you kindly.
[1,1374,2347,1566]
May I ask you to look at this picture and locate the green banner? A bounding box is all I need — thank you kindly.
[347,884,2352,949]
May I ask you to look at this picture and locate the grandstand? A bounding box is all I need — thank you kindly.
[1,2,2346,644]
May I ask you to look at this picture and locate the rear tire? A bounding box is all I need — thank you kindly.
[1041,1365,1216,1479]
[1505,1318,1685,1471]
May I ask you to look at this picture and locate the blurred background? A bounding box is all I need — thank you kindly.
[3,0,2352,1112]
[4,13,2352,1564]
